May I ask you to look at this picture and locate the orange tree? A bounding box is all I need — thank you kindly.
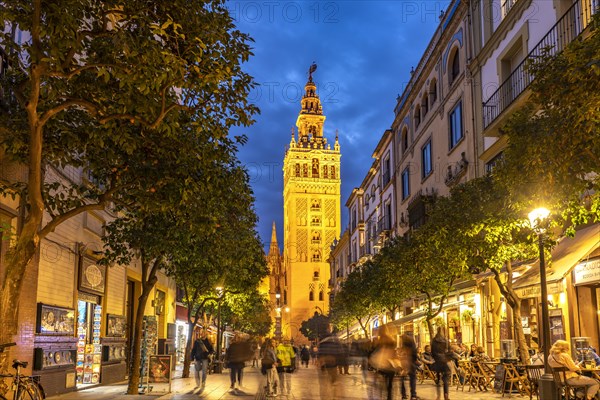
[0,0,257,385]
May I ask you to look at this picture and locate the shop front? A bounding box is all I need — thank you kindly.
[512,223,600,352]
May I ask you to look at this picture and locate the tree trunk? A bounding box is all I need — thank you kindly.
[426,319,434,339]
[0,227,39,396]
[511,300,530,364]
[182,321,195,378]
[126,258,159,395]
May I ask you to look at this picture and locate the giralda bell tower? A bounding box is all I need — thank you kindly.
[282,64,341,341]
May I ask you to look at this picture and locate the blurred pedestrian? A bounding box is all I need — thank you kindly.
[261,338,279,396]
[431,328,451,400]
[300,345,311,368]
[318,324,345,399]
[338,342,350,375]
[370,325,399,400]
[399,332,419,400]
[224,334,252,391]
[251,339,260,368]
[190,329,214,389]
[276,339,296,396]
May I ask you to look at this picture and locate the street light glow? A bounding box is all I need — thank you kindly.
[528,207,550,232]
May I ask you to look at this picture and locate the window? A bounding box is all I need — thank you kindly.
[319,291,324,301]
[312,158,319,177]
[382,155,391,186]
[449,101,463,149]
[330,166,336,179]
[422,94,429,116]
[422,140,432,178]
[401,167,410,200]
[414,105,421,128]
[450,49,460,85]
[401,128,409,153]
[430,79,438,105]
[309,291,314,301]
[351,207,357,230]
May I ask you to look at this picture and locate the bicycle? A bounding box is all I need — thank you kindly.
[0,343,45,400]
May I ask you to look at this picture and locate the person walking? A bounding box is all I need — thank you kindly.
[190,329,214,390]
[318,324,345,400]
[370,325,398,400]
[261,338,279,396]
[300,345,311,368]
[400,332,419,400]
[224,334,252,391]
[431,327,451,400]
[275,339,296,396]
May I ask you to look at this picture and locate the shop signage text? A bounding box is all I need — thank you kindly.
[516,281,563,299]
[573,258,600,286]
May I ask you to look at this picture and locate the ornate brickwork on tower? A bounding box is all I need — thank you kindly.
[282,64,341,342]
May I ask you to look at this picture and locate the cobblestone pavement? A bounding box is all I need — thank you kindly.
[50,364,516,400]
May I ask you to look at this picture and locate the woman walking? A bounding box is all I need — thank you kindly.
[261,338,279,396]
[431,328,450,400]
[225,334,251,391]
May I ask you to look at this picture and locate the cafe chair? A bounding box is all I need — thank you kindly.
[551,366,590,400]
[524,365,544,400]
[501,363,528,397]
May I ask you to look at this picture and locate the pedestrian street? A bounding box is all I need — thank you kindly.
[49,363,517,400]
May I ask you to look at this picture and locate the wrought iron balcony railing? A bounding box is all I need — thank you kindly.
[482,0,596,129]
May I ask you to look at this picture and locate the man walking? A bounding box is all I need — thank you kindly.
[190,329,214,389]
[400,332,419,400]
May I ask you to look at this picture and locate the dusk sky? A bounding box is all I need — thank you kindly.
[230,1,451,250]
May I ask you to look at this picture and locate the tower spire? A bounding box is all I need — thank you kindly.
[268,221,279,257]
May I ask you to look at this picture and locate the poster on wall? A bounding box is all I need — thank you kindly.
[549,309,565,344]
[106,314,126,337]
[36,304,75,335]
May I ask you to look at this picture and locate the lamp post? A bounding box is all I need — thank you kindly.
[528,207,557,400]
[275,292,282,340]
[215,286,224,373]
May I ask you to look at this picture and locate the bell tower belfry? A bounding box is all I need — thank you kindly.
[282,64,341,342]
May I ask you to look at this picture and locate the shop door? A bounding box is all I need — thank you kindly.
[76,300,102,386]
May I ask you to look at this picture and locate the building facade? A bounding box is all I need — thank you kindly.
[282,67,341,340]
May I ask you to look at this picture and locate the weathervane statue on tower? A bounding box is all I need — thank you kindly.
[308,62,317,81]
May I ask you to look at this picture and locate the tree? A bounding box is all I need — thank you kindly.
[498,14,600,230]
[329,264,380,339]
[430,177,545,363]
[220,291,272,337]
[300,313,331,343]
[0,0,257,368]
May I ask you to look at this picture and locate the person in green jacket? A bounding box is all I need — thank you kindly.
[275,339,296,396]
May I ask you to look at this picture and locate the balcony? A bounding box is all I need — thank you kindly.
[377,217,392,236]
[482,0,595,129]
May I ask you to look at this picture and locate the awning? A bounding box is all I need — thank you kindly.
[513,223,600,294]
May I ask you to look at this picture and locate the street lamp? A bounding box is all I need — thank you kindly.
[275,292,282,340]
[215,286,224,373]
[528,207,556,399]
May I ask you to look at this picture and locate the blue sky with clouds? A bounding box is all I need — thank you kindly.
[229,1,450,249]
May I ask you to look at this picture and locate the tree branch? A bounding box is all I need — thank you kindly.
[39,98,99,126]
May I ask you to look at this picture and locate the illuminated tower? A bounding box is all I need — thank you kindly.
[282,64,341,342]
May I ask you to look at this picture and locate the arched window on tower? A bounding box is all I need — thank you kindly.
[323,165,329,178]
[312,251,321,262]
[319,291,324,301]
[309,291,314,301]
[295,163,300,177]
[302,164,309,177]
[330,166,336,179]
[312,158,319,177]
[284,290,287,304]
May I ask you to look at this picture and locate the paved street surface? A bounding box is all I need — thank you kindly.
[50,364,514,399]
